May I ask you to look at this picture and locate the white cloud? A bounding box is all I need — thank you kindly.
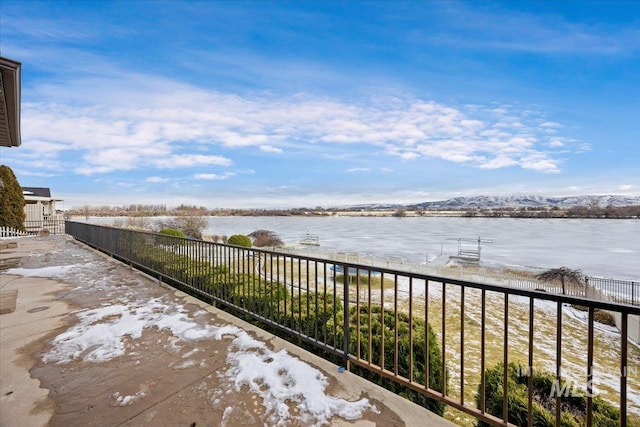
[424,4,640,55]
[347,167,392,174]
[13,72,580,177]
[155,154,232,169]
[521,155,561,173]
[146,176,169,183]
[619,184,633,191]
[548,138,565,148]
[259,145,283,154]
[540,121,563,128]
[193,172,235,180]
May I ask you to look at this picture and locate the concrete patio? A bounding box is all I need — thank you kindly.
[1,236,455,427]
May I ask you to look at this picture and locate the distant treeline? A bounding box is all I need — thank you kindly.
[66,204,331,218]
[65,203,640,219]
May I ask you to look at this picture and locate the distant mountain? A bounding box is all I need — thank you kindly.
[411,195,640,209]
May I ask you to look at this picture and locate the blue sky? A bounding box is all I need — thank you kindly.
[0,1,638,209]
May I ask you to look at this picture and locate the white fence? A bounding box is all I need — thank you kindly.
[0,226,31,238]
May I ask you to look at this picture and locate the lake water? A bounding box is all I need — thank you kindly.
[87,216,640,280]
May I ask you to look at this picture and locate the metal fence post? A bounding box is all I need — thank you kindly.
[342,263,350,370]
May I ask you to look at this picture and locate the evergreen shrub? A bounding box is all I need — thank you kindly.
[0,165,26,231]
[159,228,186,238]
[228,234,252,247]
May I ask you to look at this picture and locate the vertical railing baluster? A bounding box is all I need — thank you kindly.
[425,279,430,390]
[442,282,446,398]
[480,289,486,413]
[323,262,328,346]
[586,307,594,427]
[290,256,295,332]
[343,263,350,368]
[394,274,399,376]
[556,301,562,426]
[298,258,302,335]
[409,276,414,383]
[528,297,534,427]
[621,313,628,427]
[306,258,310,338]
[503,294,509,423]
[380,272,385,370]
[368,269,373,365]
[252,249,257,314]
[314,260,318,341]
[333,263,338,350]
[460,285,465,405]
[356,268,361,360]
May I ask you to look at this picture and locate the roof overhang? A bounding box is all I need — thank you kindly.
[24,195,55,202]
[0,56,22,148]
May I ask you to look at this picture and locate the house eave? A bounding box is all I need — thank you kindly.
[0,56,22,148]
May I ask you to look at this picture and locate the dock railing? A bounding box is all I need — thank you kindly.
[66,221,640,426]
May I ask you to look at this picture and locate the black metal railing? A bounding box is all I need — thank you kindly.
[66,222,640,427]
[586,276,639,306]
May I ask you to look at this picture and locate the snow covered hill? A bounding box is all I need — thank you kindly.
[412,195,640,209]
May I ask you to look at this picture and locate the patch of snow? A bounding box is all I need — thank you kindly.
[112,389,146,406]
[220,328,377,426]
[174,360,196,369]
[182,348,199,358]
[42,293,375,425]
[5,265,78,278]
[43,298,217,364]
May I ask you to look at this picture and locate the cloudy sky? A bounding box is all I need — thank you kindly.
[0,1,638,208]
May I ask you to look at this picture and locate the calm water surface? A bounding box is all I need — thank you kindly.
[88,216,640,280]
[197,217,640,279]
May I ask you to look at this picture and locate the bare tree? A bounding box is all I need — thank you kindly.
[248,229,284,247]
[392,207,407,217]
[156,214,207,239]
[126,215,151,230]
[536,267,584,295]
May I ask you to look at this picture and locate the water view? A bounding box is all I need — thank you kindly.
[220,217,639,279]
[89,216,640,280]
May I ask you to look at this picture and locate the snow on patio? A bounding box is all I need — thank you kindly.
[4,241,377,426]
